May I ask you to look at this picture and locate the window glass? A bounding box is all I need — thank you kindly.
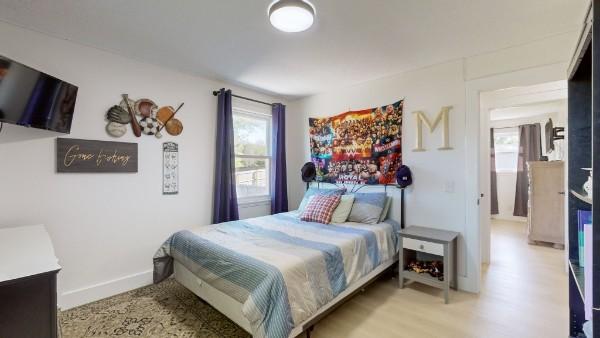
[494,128,519,172]
[233,114,268,156]
[233,110,271,200]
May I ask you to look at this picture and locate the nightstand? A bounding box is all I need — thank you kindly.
[398,226,459,304]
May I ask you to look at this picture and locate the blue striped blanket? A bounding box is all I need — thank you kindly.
[153,212,399,338]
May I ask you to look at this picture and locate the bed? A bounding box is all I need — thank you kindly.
[154,211,400,338]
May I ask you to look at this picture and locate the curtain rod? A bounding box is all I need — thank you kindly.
[212,89,274,107]
[492,126,519,130]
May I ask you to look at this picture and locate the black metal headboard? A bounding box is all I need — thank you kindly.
[310,182,406,229]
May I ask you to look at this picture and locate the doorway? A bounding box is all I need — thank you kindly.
[480,81,568,265]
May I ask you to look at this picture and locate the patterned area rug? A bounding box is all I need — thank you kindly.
[60,279,251,338]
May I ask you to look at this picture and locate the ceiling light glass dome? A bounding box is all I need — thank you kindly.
[268,0,315,33]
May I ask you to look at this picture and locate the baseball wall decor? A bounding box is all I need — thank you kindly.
[57,138,138,173]
[412,106,453,151]
[105,94,184,139]
[163,142,179,194]
[106,121,127,137]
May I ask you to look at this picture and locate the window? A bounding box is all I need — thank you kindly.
[233,108,271,201]
[494,128,519,172]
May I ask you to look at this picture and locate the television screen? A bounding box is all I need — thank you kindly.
[0,55,78,134]
[545,118,554,154]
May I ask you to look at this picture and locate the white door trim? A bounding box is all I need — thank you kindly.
[464,61,568,293]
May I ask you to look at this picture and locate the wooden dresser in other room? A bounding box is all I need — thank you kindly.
[527,160,565,248]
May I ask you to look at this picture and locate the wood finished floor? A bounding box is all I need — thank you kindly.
[308,220,568,338]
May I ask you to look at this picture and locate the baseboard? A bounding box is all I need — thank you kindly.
[458,275,478,293]
[59,270,153,310]
[491,215,526,223]
[57,268,479,310]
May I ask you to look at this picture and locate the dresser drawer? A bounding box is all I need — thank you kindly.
[403,238,444,256]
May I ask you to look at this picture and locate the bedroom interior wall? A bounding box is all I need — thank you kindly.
[0,21,284,309]
[286,31,579,292]
[287,59,470,286]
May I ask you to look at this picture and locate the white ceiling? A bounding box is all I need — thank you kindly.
[485,81,568,121]
[490,100,567,121]
[0,0,588,98]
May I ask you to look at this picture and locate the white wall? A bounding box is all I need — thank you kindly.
[0,22,283,309]
[287,31,579,292]
[287,60,470,285]
[494,172,520,221]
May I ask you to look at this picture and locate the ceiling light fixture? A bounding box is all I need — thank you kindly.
[268,0,315,33]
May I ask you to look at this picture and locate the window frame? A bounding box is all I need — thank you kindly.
[232,107,272,205]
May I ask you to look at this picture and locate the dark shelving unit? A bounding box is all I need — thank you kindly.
[568,2,598,337]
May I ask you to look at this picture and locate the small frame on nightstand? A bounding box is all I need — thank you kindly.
[398,226,459,304]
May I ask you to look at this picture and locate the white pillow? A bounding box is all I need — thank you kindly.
[331,195,355,223]
[378,197,392,223]
[293,195,314,217]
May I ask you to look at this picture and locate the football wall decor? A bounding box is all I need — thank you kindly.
[105,94,184,139]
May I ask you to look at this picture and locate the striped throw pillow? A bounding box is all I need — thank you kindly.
[348,192,387,224]
[300,194,342,224]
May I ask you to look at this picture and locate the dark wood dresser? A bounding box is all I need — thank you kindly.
[0,225,61,338]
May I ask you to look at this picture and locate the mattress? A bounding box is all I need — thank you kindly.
[154,212,399,338]
[173,256,398,337]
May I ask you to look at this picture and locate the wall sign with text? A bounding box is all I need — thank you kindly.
[56,138,138,173]
[162,142,179,194]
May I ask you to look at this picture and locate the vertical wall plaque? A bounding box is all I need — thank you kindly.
[163,142,179,195]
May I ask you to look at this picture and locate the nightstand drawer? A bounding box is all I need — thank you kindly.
[403,238,444,256]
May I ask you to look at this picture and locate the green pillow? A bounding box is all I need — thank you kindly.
[331,194,355,223]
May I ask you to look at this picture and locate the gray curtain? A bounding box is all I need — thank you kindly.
[212,89,239,223]
[490,128,499,215]
[270,103,288,214]
[513,123,542,217]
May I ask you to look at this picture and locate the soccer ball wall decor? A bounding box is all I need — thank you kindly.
[139,117,159,136]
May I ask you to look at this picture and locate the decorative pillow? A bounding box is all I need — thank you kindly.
[297,187,345,213]
[378,197,392,223]
[330,194,355,223]
[348,192,387,224]
[300,194,341,224]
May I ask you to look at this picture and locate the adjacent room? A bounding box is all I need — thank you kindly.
[0,1,597,338]
[482,81,568,260]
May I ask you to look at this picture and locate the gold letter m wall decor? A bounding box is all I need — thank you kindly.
[412,106,453,151]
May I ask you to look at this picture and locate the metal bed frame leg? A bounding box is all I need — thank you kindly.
[306,325,315,338]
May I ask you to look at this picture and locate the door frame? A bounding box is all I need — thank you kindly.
[465,62,568,292]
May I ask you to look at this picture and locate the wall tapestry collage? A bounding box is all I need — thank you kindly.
[309,100,403,184]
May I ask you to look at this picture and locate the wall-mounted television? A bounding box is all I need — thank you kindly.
[0,55,78,134]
